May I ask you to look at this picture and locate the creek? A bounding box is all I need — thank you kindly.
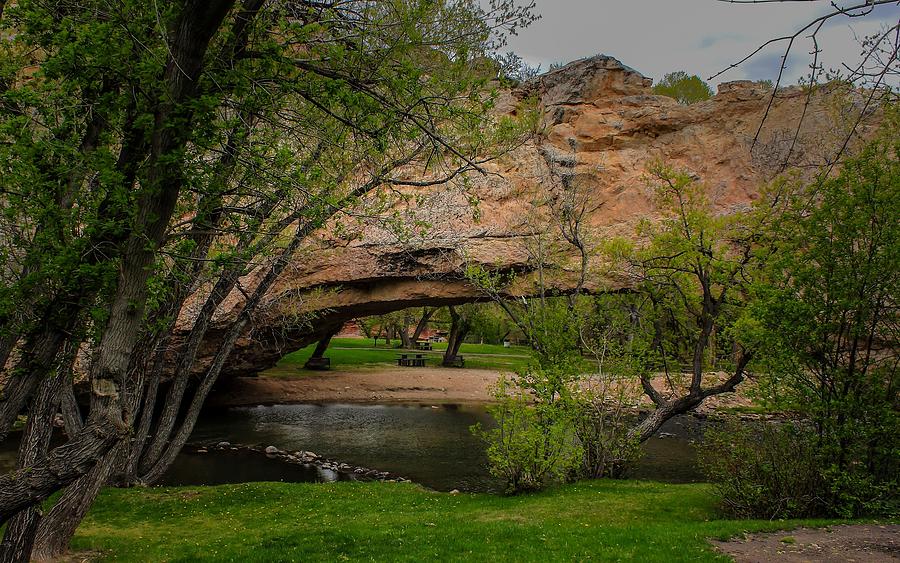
[159,403,705,492]
[0,403,706,492]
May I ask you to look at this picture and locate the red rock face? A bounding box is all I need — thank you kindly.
[182,55,874,377]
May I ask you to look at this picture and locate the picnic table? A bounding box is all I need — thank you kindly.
[397,353,426,367]
[415,340,432,351]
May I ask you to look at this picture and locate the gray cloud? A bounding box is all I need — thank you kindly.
[741,51,808,82]
[501,0,899,86]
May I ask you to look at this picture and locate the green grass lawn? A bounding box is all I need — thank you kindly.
[71,480,843,561]
[275,337,533,374]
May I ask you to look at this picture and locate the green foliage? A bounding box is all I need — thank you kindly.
[473,375,581,494]
[652,71,714,104]
[701,112,900,520]
[467,300,586,495]
[608,162,769,380]
[700,421,825,519]
[568,386,642,480]
[743,113,899,517]
[471,294,646,491]
[465,303,521,344]
[466,263,584,368]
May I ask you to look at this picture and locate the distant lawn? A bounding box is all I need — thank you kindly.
[274,337,532,374]
[71,480,845,561]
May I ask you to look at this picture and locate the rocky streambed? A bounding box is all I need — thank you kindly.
[160,402,715,492]
[183,442,413,484]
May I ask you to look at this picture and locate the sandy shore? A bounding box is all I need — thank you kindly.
[208,367,503,407]
[208,366,757,412]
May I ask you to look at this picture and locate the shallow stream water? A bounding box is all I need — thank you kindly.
[0,403,705,492]
[160,403,705,492]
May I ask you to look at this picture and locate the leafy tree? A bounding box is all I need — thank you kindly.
[741,112,899,517]
[605,162,779,442]
[652,71,713,104]
[0,0,536,558]
[467,302,518,344]
[494,51,542,84]
[467,144,641,490]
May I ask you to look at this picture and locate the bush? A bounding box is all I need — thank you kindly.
[699,421,825,519]
[568,386,641,480]
[700,416,899,519]
[472,375,581,494]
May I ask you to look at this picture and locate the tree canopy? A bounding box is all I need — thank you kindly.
[652,71,714,104]
[0,0,537,558]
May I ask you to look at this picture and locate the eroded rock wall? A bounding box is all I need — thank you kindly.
[183,55,871,376]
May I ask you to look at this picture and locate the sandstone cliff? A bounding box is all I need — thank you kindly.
[186,55,874,376]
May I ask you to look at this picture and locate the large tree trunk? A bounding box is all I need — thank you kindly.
[410,307,434,343]
[31,444,124,561]
[398,324,412,349]
[442,307,470,366]
[0,328,68,441]
[304,327,340,369]
[139,269,243,471]
[58,378,83,439]
[627,352,752,443]
[627,394,702,444]
[0,347,71,562]
[140,218,313,485]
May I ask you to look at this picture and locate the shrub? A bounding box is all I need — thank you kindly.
[568,385,642,480]
[699,421,825,519]
[472,375,581,494]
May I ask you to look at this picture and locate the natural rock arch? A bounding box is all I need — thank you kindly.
[179,55,870,378]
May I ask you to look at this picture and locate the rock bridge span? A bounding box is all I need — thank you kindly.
[179,55,868,377]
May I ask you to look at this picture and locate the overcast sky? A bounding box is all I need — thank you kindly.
[502,0,900,88]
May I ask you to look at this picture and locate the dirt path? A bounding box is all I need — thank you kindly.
[712,524,900,562]
[209,367,502,407]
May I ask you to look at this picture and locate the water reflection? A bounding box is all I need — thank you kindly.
[0,404,706,492]
[162,403,704,492]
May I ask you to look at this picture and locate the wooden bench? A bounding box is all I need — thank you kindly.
[415,340,433,351]
[397,354,426,367]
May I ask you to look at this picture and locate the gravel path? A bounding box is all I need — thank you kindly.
[711,524,899,562]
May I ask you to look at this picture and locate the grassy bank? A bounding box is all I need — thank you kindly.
[276,337,533,373]
[71,480,839,561]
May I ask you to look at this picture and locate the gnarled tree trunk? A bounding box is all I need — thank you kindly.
[442,306,470,366]
[410,307,434,343]
[31,444,124,561]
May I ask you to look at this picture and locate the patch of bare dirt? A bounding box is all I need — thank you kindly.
[208,367,502,407]
[711,524,900,562]
[209,367,761,410]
